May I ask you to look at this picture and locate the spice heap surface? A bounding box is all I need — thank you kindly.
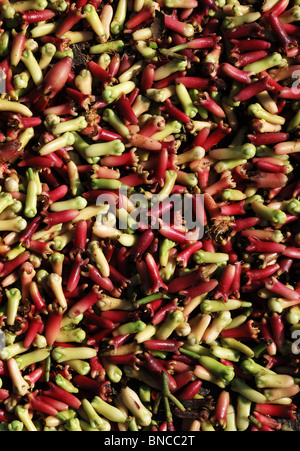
[0,0,299,432]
